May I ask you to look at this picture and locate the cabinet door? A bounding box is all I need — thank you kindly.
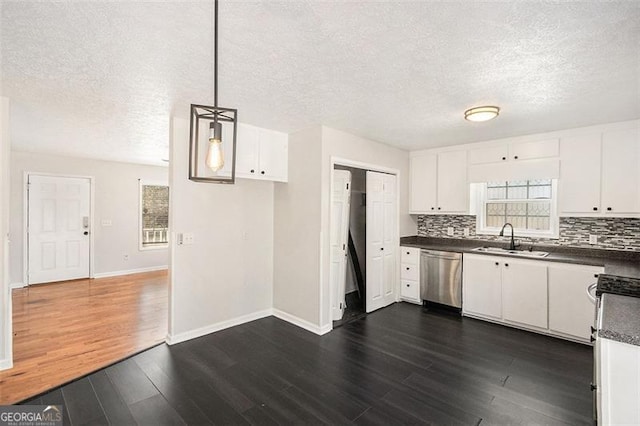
[437,150,468,213]
[409,154,437,213]
[235,123,260,176]
[502,260,547,329]
[258,128,288,182]
[601,128,640,214]
[468,145,508,165]
[559,134,602,214]
[548,264,602,341]
[509,139,559,161]
[462,254,502,319]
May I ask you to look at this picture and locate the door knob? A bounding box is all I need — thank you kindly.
[83,231,89,235]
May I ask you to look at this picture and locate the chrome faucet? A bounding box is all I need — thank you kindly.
[499,223,519,251]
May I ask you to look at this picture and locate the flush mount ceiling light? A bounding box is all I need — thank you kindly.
[189,0,237,184]
[464,106,500,122]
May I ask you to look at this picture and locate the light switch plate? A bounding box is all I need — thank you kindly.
[447,227,454,236]
[101,219,112,227]
[182,232,195,245]
[589,235,597,245]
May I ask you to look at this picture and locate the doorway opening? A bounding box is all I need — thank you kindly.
[330,163,398,329]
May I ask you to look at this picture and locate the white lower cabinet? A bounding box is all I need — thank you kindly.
[549,263,603,340]
[463,253,604,342]
[400,246,421,304]
[599,338,640,425]
[502,260,548,329]
[461,255,502,319]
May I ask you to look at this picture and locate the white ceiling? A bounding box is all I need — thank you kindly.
[1,1,639,165]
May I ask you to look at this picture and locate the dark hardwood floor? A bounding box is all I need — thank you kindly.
[21,302,594,425]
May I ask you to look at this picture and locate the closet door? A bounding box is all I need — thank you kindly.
[366,171,397,313]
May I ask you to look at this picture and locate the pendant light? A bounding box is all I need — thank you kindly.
[189,0,238,184]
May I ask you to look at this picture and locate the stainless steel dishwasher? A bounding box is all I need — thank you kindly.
[420,250,462,309]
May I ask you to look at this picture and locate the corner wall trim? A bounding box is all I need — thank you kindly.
[0,358,13,371]
[165,309,273,345]
[10,282,25,289]
[93,265,168,279]
[272,308,332,336]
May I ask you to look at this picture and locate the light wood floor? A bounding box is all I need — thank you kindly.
[0,270,168,404]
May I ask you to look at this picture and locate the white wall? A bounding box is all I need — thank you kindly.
[272,125,413,333]
[9,151,169,285]
[319,126,413,329]
[168,117,274,343]
[273,126,323,332]
[1,97,12,370]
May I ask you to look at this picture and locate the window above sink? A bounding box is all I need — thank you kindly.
[472,179,559,239]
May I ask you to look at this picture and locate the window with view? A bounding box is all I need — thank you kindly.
[477,179,558,238]
[139,182,169,249]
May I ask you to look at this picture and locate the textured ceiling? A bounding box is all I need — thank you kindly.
[1,1,639,165]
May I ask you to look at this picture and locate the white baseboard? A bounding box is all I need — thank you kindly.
[166,309,273,345]
[272,308,332,335]
[0,358,13,371]
[93,265,168,279]
[10,282,25,289]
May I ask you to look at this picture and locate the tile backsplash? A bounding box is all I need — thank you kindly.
[416,215,640,251]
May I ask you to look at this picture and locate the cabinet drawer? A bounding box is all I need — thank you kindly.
[401,263,419,281]
[401,280,420,300]
[401,247,420,265]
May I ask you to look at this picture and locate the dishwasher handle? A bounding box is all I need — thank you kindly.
[421,250,462,261]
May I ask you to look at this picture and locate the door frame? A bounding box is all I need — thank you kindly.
[326,157,401,331]
[23,172,96,286]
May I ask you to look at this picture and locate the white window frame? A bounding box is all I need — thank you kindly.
[138,179,169,251]
[475,179,559,239]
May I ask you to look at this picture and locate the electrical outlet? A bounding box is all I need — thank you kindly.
[182,232,195,245]
[123,254,129,261]
[589,235,598,245]
[463,227,470,237]
[447,227,454,236]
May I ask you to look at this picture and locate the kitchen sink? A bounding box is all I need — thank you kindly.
[472,246,550,258]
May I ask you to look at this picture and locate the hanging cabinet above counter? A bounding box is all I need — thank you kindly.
[220,122,288,182]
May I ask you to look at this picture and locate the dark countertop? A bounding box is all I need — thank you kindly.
[599,293,640,346]
[400,236,640,279]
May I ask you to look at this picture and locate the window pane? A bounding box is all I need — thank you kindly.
[487,186,506,200]
[482,180,554,233]
[142,185,169,246]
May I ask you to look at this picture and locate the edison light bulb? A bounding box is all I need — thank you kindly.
[206,121,224,171]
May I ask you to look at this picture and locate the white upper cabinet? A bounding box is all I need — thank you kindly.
[409,150,467,214]
[509,139,559,161]
[234,123,288,182]
[559,133,602,214]
[410,154,436,213]
[559,126,640,216]
[601,128,640,214]
[468,139,558,165]
[468,145,508,165]
[437,150,468,212]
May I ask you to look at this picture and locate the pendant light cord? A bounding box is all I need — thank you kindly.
[213,0,218,109]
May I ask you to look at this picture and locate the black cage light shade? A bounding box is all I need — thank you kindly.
[188,0,237,184]
[189,104,237,183]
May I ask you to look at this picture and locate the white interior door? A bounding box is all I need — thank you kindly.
[330,170,352,321]
[366,171,397,313]
[28,175,91,285]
